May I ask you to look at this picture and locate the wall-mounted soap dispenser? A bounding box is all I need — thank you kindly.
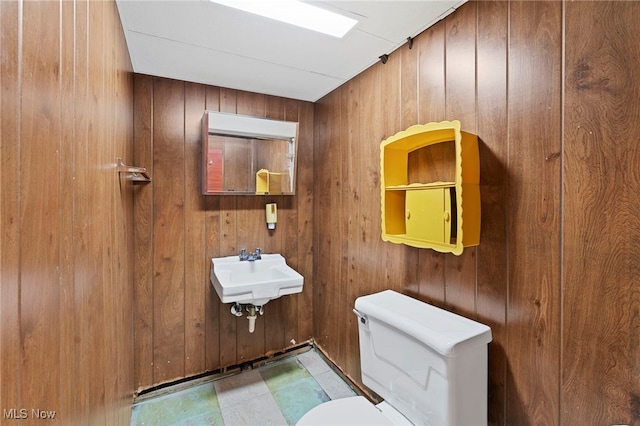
[266,203,277,230]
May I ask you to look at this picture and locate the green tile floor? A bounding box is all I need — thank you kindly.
[131,348,358,426]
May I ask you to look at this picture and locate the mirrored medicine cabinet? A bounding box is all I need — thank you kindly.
[202,111,299,195]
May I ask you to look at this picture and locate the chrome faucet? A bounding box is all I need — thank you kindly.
[239,247,262,261]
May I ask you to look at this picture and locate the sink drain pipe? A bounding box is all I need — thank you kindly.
[247,305,257,333]
[230,303,264,333]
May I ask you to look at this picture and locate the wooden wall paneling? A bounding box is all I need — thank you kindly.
[282,98,301,346]
[133,74,155,390]
[105,6,117,423]
[364,71,383,322]
[384,44,423,302]
[629,21,640,423]
[400,43,418,129]
[92,0,135,419]
[507,1,562,424]
[310,2,640,424]
[262,193,286,350]
[475,2,509,425]
[417,20,447,124]
[102,1,123,419]
[334,95,345,368]
[104,4,119,422]
[103,2,114,419]
[217,208,238,367]
[20,0,62,414]
[396,44,420,326]
[152,78,186,384]
[334,82,352,372]
[380,49,401,135]
[355,64,386,380]
[342,77,360,377]
[413,20,453,197]
[0,0,21,419]
[73,0,93,419]
[398,39,419,258]
[237,90,266,118]
[443,2,478,318]
[395,41,424,300]
[313,90,344,366]
[266,95,285,123]
[133,80,314,382]
[105,3,117,420]
[296,101,314,342]
[234,207,267,359]
[1,0,134,422]
[331,88,346,369]
[218,88,238,367]
[87,1,110,420]
[122,87,136,422]
[204,85,222,370]
[628,9,640,419]
[444,2,477,122]
[0,1,3,415]
[235,91,267,362]
[264,96,287,351]
[105,3,119,424]
[312,93,333,354]
[204,191,222,369]
[59,0,77,420]
[119,6,136,422]
[310,95,324,348]
[563,2,640,424]
[114,16,135,421]
[415,20,447,303]
[378,51,416,298]
[265,189,288,350]
[184,82,207,376]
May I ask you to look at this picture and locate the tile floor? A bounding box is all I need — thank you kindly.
[131,348,358,426]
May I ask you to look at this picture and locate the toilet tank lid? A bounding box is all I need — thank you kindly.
[354,290,492,357]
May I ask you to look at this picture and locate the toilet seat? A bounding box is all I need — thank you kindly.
[296,396,394,426]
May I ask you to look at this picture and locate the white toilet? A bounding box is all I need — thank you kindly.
[297,290,492,426]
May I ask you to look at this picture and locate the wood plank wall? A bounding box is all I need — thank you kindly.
[132,75,314,390]
[0,0,135,425]
[313,2,640,425]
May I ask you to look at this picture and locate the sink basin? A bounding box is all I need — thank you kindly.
[210,253,304,306]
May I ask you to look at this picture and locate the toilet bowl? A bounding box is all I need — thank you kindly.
[296,290,492,426]
[296,396,412,425]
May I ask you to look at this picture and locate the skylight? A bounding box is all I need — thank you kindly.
[210,0,358,38]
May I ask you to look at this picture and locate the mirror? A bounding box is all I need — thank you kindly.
[202,111,298,195]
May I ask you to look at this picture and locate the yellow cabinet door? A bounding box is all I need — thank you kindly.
[405,188,451,244]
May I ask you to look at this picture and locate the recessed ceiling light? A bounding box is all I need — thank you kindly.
[210,0,358,38]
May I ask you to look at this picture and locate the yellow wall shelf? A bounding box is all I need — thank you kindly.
[380,120,480,255]
[255,169,284,195]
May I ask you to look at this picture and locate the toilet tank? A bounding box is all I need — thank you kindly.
[354,290,492,426]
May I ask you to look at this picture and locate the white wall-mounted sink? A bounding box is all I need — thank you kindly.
[210,253,303,306]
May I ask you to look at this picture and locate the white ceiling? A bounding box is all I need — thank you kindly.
[116,0,466,102]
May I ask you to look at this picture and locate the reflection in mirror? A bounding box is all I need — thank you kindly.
[202,111,298,195]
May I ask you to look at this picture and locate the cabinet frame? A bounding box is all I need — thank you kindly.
[380,120,480,255]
